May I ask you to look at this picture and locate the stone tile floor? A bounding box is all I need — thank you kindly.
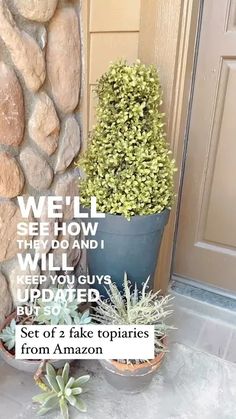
[171,292,236,362]
[0,292,236,419]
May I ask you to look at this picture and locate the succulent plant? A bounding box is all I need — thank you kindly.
[76,60,176,219]
[35,289,92,325]
[0,292,92,354]
[0,319,16,351]
[74,309,92,325]
[33,362,90,418]
[93,273,174,357]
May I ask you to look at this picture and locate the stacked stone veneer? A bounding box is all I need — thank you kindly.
[0,0,82,322]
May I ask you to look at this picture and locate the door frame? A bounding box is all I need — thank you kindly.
[139,0,203,292]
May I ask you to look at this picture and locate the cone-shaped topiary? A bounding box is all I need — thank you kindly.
[76,61,176,219]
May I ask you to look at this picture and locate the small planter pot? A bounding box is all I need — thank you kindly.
[0,312,71,374]
[99,350,165,393]
[84,208,170,294]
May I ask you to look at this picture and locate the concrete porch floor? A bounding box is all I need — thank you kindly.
[0,293,236,419]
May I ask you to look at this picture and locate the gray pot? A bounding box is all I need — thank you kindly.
[85,209,170,294]
[0,313,72,374]
[99,352,165,393]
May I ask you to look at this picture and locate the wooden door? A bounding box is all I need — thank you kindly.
[173,0,236,294]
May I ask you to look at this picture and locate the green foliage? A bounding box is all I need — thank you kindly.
[0,319,16,351]
[93,273,174,356]
[76,60,176,218]
[33,362,90,418]
[35,289,92,326]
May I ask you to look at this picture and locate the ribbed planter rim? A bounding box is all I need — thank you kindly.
[82,206,169,220]
[82,207,170,235]
[102,337,167,373]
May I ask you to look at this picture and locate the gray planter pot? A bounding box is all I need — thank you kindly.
[99,351,165,393]
[85,208,170,294]
[0,312,71,374]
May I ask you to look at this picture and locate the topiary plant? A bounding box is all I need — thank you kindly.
[76,60,176,219]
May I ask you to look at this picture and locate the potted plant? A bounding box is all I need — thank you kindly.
[92,273,174,393]
[33,361,90,418]
[0,288,92,373]
[76,61,176,293]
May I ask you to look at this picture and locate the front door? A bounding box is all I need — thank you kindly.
[173,0,236,294]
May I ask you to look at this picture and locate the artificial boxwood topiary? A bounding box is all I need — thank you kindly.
[76,61,176,219]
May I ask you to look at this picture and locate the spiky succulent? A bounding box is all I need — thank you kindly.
[33,362,90,418]
[35,289,92,325]
[93,273,174,356]
[74,309,92,325]
[0,319,16,351]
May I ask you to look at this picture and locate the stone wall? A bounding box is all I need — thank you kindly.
[0,0,82,322]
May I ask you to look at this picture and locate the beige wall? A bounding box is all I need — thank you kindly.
[82,0,141,135]
[81,0,201,293]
